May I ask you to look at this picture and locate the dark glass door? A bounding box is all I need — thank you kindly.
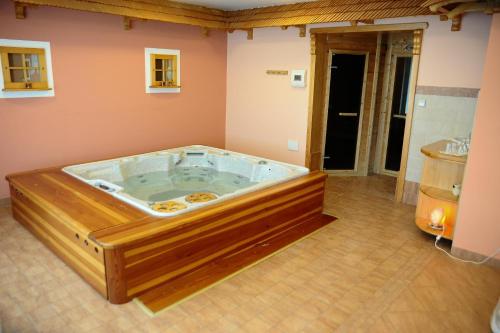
[323,53,366,170]
[385,56,412,172]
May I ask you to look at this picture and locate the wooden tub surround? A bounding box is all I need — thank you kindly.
[6,167,333,310]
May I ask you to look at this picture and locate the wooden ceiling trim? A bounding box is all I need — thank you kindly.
[227,0,432,28]
[228,8,432,29]
[12,0,443,32]
[421,0,500,30]
[310,22,429,34]
[16,0,228,28]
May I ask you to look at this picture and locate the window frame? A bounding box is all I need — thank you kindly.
[0,39,55,99]
[150,54,178,88]
[0,46,49,90]
[145,48,180,94]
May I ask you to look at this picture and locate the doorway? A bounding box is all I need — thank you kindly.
[305,23,426,202]
[382,55,412,175]
[323,52,367,171]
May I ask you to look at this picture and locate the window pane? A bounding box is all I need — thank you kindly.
[25,54,39,67]
[27,69,41,82]
[155,71,163,82]
[8,53,23,67]
[166,70,173,82]
[155,59,163,70]
[10,69,25,82]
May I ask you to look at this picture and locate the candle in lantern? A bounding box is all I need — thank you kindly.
[430,208,446,229]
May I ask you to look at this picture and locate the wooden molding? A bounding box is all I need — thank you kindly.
[123,16,132,30]
[16,0,228,29]
[351,19,375,26]
[413,29,423,55]
[227,0,432,29]
[295,25,306,37]
[424,0,500,31]
[13,0,434,31]
[310,22,429,34]
[201,27,210,37]
[451,14,462,31]
[15,2,27,19]
[246,28,253,40]
[428,0,476,12]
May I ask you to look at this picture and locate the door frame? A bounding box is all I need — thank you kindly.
[380,54,413,177]
[305,22,427,202]
[321,49,370,175]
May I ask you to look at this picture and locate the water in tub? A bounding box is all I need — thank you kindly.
[116,166,257,202]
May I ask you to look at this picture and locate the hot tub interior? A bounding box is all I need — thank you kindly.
[63,146,309,216]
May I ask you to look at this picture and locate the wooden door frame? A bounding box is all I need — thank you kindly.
[321,49,370,175]
[305,22,427,202]
[380,53,413,177]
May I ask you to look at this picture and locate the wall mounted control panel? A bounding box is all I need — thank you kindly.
[290,69,306,88]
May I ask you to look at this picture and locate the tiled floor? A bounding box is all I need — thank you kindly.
[1,175,499,332]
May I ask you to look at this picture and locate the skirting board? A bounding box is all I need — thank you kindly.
[0,197,11,208]
[402,180,419,206]
[451,247,500,269]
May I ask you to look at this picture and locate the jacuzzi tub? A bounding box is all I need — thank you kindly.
[63,145,309,217]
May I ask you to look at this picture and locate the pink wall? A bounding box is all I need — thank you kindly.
[226,28,310,165]
[417,14,491,88]
[453,14,500,259]
[0,1,227,198]
[225,14,491,167]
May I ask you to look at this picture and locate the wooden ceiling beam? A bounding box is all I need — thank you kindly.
[15,0,227,29]
[447,1,500,19]
[428,0,476,12]
[13,0,433,31]
[227,0,431,29]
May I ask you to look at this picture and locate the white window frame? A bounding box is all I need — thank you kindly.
[145,48,181,94]
[0,39,55,99]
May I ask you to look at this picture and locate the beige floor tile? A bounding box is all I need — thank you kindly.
[0,175,498,333]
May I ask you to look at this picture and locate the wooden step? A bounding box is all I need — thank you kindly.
[136,213,335,315]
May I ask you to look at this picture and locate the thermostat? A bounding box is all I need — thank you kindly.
[290,69,306,88]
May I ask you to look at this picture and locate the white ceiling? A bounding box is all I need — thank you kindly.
[173,0,317,11]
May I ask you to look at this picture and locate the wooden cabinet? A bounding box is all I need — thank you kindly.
[415,140,467,240]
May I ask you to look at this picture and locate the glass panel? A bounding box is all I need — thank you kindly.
[155,59,163,70]
[166,59,172,71]
[24,54,39,68]
[8,53,23,67]
[9,69,25,82]
[166,70,173,82]
[155,71,163,82]
[26,69,41,82]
